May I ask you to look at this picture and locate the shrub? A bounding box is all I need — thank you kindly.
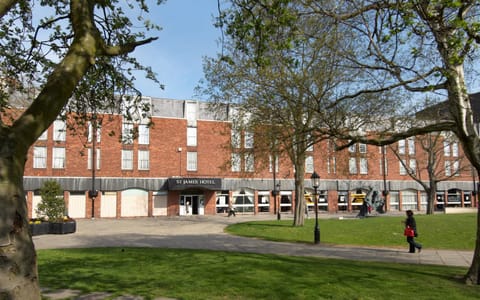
[36,180,66,222]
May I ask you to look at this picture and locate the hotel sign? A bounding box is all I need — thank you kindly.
[168,178,222,190]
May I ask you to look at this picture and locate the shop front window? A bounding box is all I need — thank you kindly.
[257,191,270,212]
[233,190,254,213]
[280,192,292,213]
[216,191,229,214]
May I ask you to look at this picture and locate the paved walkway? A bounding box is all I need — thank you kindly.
[34,214,473,268]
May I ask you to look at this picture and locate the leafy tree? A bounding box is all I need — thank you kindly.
[0,1,161,298]
[205,0,399,226]
[217,0,480,284]
[36,181,65,222]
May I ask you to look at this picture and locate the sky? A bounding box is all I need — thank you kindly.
[132,0,222,100]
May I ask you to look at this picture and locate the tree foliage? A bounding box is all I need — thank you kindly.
[0,1,162,298]
[214,0,480,284]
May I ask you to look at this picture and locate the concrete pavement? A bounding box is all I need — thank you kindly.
[33,214,473,268]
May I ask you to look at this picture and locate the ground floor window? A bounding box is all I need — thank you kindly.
[389,191,399,211]
[401,190,418,211]
[338,192,348,211]
[216,191,229,214]
[233,190,254,213]
[280,191,292,213]
[257,191,270,212]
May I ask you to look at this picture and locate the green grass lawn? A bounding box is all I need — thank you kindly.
[226,213,477,250]
[38,247,479,300]
[37,213,479,299]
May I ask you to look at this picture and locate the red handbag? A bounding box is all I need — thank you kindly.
[404,226,415,237]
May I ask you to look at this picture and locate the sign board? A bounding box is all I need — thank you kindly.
[168,178,222,190]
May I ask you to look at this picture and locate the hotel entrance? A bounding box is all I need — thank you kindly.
[179,194,205,216]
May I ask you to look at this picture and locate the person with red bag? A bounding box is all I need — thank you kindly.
[403,210,422,253]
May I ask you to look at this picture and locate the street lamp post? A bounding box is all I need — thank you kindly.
[276,182,281,220]
[311,171,320,244]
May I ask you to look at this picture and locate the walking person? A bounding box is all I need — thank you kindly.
[228,202,236,217]
[403,210,422,253]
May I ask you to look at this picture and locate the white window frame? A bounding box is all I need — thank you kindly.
[122,122,134,144]
[187,151,197,171]
[187,127,197,147]
[444,141,451,156]
[305,155,314,173]
[121,149,134,170]
[399,159,407,175]
[231,153,241,172]
[87,148,101,170]
[244,153,254,172]
[358,143,367,153]
[38,130,47,141]
[269,155,279,173]
[138,150,150,170]
[407,137,415,155]
[33,146,47,168]
[409,159,416,174]
[88,122,101,143]
[231,128,241,148]
[244,131,254,149]
[349,157,357,174]
[445,160,451,176]
[53,120,66,141]
[359,157,368,174]
[398,139,406,155]
[52,147,65,169]
[452,142,458,157]
[138,124,150,145]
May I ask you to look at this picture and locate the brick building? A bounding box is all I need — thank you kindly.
[22,97,477,219]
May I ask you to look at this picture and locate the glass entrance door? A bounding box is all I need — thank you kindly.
[179,194,205,216]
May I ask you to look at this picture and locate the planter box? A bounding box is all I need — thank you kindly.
[29,222,50,236]
[49,221,76,234]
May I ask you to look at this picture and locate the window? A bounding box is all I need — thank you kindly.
[33,147,47,168]
[88,122,101,143]
[358,143,367,153]
[138,124,150,145]
[453,161,460,176]
[244,131,254,148]
[398,140,405,155]
[407,138,415,155]
[349,157,357,174]
[409,159,416,174]
[305,155,314,173]
[399,159,407,175]
[87,148,101,170]
[244,153,254,172]
[187,127,197,146]
[121,150,134,170]
[348,143,356,153]
[122,122,134,144]
[38,130,47,141]
[138,150,150,170]
[444,141,451,156]
[328,157,336,174]
[53,120,66,141]
[269,155,279,173]
[185,101,197,126]
[231,153,241,172]
[52,147,65,169]
[452,142,458,157]
[445,161,451,176]
[187,151,197,171]
[359,158,368,174]
[231,128,241,148]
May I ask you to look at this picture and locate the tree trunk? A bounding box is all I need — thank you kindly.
[293,171,305,226]
[465,204,480,284]
[0,148,40,298]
